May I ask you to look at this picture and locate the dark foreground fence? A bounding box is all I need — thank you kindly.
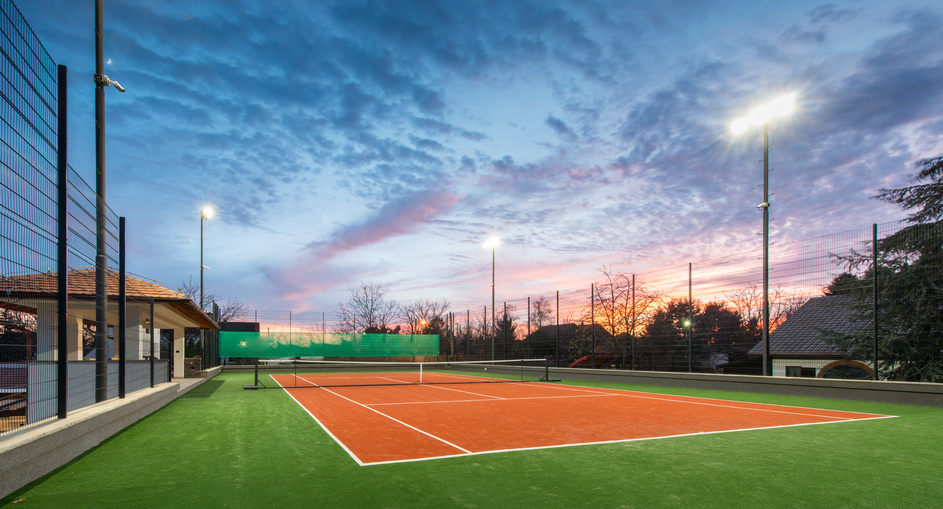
[0,0,175,437]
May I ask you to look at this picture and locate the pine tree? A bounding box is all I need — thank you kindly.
[831,156,943,381]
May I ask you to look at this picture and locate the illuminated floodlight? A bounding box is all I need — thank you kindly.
[483,237,500,250]
[201,206,214,220]
[731,93,796,134]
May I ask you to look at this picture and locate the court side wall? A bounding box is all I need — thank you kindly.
[485,366,943,407]
[0,368,221,500]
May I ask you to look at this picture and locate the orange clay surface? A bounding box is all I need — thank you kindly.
[273,373,891,465]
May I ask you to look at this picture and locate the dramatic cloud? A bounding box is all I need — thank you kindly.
[20,0,943,314]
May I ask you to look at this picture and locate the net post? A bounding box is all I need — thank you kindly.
[540,357,560,382]
[419,362,424,384]
[244,359,259,390]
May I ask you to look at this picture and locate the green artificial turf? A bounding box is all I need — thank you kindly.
[2,372,940,508]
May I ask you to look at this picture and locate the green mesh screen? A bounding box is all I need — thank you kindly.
[219,331,440,358]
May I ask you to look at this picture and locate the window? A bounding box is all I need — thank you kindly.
[785,366,816,377]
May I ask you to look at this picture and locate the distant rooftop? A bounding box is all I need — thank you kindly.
[749,295,864,356]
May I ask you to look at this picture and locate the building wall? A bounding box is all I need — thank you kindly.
[773,358,834,377]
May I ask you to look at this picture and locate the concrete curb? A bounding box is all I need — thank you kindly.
[0,367,221,500]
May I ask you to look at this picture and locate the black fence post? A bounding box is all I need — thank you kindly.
[119,217,126,398]
[150,297,155,388]
[872,223,879,381]
[56,64,69,419]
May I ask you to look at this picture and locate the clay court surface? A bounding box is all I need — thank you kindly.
[272,372,893,466]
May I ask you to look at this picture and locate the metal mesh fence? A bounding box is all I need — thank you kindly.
[0,0,60,434]
[0,0,169,437]
[240,218,941,382]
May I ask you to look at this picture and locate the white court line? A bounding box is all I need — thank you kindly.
[284,374,893,421]
[316,386,472,455]
[274,378,369,466]
[275,374,897,466]
[361,414,896,466]
[512,382,897,421]
[418,383,507,400]
[370,392,613,406]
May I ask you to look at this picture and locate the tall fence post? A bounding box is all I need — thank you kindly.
[503,301,507,360]
[555,290,560,367]
[872,223,879,381]
[149,297,155,388]
[56,64,69,419]
[688,262,693,373]
[527,297,531,359]
[119,217,126,398]
[590,283,595,369]
[631,273,636,371]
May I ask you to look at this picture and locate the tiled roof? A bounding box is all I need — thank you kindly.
[0,269,186,300]
[748,295,864,356]
[0,269,217,329]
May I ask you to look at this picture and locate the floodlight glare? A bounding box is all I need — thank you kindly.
[730,118,751,135]
[201,206,214,220]
[731,93,796,134]
[483,237,500,249]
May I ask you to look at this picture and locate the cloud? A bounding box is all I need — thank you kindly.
[546,114,577,141]
[263,187,461,300]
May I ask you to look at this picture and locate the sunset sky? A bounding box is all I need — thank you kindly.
[20,0,943,315]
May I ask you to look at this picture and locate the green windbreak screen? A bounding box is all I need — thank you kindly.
[219,331,440,358]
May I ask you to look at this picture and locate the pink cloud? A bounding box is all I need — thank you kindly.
[262,188,461,301]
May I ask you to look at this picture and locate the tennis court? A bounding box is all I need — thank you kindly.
[272,369,894,466]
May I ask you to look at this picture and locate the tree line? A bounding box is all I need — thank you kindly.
[332,267,808,371]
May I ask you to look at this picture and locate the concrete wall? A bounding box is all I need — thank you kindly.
[0,367,220,500]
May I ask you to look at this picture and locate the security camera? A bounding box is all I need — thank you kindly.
[96,74,126,92]
[757,202,770,209]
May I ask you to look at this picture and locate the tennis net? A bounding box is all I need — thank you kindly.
[245,358,557,389]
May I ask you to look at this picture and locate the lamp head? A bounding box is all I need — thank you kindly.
[201,206,214,220]
[483,237,500,250]
[731,93,796,134]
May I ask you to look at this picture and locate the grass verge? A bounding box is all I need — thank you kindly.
[2,372,939,508]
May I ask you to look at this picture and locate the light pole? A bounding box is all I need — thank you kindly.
[483,237,500,361]
[200,206,212,367]
[93,0,125,403]
[731,93,795,377]
[200,207,213,310]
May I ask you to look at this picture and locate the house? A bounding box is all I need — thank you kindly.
[744,294,873,379]
[0,269,217,378]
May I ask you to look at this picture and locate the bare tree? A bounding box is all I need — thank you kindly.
[529,296,553,330]
[0,308,36,361]
[336,282,399,333]
[770,287,808,330]
[724,282,809,331]
[399,298,451,334]
[592,266,662,366]
[178,278,248,322]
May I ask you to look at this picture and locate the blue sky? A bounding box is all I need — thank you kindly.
[20,0,943,314]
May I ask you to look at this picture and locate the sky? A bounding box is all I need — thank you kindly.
[18,0,943,316]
